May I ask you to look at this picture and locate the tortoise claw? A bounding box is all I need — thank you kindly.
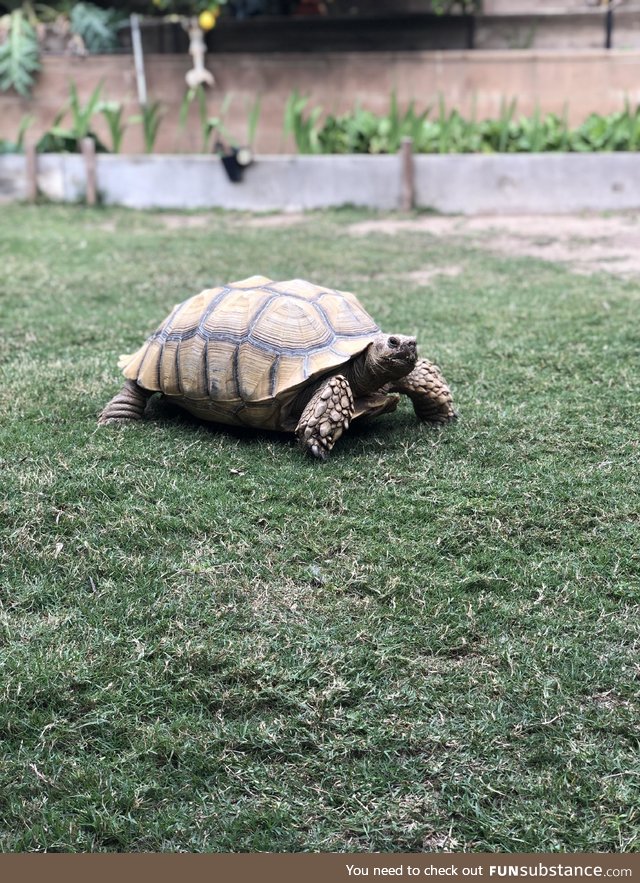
[309,442,329,462]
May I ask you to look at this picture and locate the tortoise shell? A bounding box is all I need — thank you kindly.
[118,275,380,431]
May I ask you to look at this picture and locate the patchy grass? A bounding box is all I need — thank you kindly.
[0,204,638,853]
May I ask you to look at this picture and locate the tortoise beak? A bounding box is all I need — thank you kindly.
[398,337,417,366]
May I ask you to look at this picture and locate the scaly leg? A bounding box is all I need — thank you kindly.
[295,375,355,460]
[98,380,150,425]
[388,358,456,424]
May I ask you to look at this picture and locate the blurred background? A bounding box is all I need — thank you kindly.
[1,0,639,156]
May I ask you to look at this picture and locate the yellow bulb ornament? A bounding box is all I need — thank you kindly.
[198,9,217,31]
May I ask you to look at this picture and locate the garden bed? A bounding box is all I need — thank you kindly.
[2,151,640,213]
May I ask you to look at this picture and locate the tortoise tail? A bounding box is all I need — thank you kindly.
[98,380,150,425]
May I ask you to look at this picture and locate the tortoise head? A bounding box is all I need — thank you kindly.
[366,333,418,382]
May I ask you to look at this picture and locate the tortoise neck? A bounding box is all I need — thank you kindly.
[345,349,385,397]
[292,349,392,420]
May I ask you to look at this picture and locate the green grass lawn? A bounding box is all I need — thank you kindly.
[1,204,638,853]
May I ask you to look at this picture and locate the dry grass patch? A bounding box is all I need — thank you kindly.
[348,212,640,277]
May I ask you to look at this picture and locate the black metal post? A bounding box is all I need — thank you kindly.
[466,13,476,50]
[605,2,614,49]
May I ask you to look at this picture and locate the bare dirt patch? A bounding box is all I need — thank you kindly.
[348,213,640,277]
[242,212,308,228]
[158,214,218,229]
[157,212,308,231]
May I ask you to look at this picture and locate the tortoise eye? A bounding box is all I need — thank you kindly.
[388,336,399,348]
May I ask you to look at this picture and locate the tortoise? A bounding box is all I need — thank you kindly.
[99,275,456,459]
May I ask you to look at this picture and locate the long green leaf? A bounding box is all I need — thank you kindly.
[0,10,40,97]
[70,2,123,53]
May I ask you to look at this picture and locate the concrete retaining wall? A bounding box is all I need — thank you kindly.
[414,153,640,213]
[2,152,640,214]
[0,153,86,202]
[94,155,402,211]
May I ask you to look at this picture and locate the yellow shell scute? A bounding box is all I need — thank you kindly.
[251,295,332,353]
[227,274,273,289]
[179,335,208,398]
[206,339,239,400]
[237,341,277,401]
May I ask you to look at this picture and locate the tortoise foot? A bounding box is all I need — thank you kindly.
[98,380,149,425]
[389,359,456,424]
[296,374,354,460]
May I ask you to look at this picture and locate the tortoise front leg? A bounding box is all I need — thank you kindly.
[98,380,150,425]
[295,375,355,461]
[388,358,457,424]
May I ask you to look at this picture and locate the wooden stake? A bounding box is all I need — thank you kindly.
[81,137,97,206]
[400,136,415,213]
[25,142,38,202]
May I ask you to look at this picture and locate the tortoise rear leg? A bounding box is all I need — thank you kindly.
[295,375,354,461]
[98,380,150,425]
[388,358,457,424]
